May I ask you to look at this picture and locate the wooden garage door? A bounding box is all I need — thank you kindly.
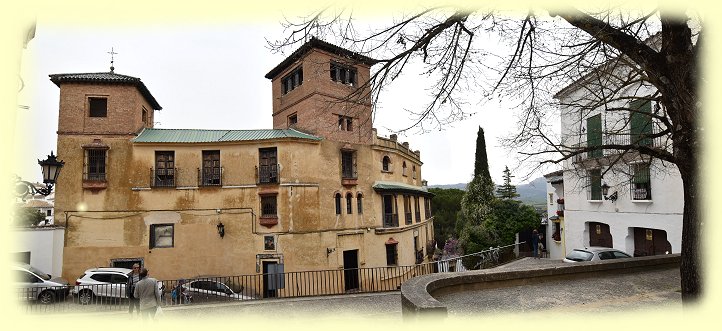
[633,228,671,257]
[588,222,613,248]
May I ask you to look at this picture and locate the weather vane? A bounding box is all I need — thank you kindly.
[107,47,118,72]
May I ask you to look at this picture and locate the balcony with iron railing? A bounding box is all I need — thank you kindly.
[571,126,663,163]
[383,213,399,228]
[257,164,279,184]
[198,167,223,187]
[151,168,177,188]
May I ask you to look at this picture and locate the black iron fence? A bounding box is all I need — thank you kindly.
[16,243,524,314]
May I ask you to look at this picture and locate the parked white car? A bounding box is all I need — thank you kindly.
[563,247,632,262]
[73,267,133,304]
[13,263,70,304]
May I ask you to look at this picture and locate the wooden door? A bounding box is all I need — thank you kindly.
[588,222,612,247]
[633,228,671,256]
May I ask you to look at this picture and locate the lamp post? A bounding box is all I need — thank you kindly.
[15,151,65,200]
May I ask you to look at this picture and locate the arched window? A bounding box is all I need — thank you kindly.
[335,193,342,215]
[382,156,391,172]
[357,192,363,214]
[412,165,417,179]
[402,161,407,176]
[346,192,353,214]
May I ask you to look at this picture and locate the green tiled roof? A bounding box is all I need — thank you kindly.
[133,128,322,143]
[372,181,433,197]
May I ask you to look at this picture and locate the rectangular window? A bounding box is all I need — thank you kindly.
[261,195,278,218]
[337,115,354,131]
[424,197,432,219]
[586,114,602,158]
[85,149,107,181]
[404,195,412,225]
[89,97,108,117]
[587,169,602,200]
[385,243,398,266]
[631,163,652,200]
[382,194,398,227]
[264,235,276,251]
[150,224,174,248]
[341,150,357,179]
[201,150,221,186]
[259,148,278,184]
[549,193,554,204]
[154,151,175,187]
[414,196,421,223]
[330,63,357,85]
[282,67,303,95]
[142,106,148,126]
[288,113,298,126]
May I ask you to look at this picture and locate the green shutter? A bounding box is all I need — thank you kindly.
[590,169,602,200]
[587,114,602,158]
[633,164,650,184]
[630,99,652,147]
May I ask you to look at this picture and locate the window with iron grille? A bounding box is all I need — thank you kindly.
[288,113,298,126]
[341,150,357,179]
[631,163,652,200]
[154,151,175,187]
[261,195,277,218]
[337,115,353,131]
[586,169,602,200]
[201,150,221,186]
[259,148,278,184]
[89,97,107,117]
[330,62,357,85]
[385,243,398,266]
[85,149,106,181]
[357,193,363,214]
[150,224,174,248]
[282,67,303,95]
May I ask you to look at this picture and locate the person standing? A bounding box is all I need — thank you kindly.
[133,268,161,320]
[532,229,540,258]
[127,263,141,316]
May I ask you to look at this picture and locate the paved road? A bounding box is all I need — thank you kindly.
[18,258,682,320]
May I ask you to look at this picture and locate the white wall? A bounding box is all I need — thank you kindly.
[14,227,65,278]
[544,180,566,259]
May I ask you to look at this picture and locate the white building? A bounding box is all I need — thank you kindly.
[552,48,683,257]
[543,170,565,259]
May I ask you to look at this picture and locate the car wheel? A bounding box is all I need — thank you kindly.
[78,290,93,305]
[38,290,55,304]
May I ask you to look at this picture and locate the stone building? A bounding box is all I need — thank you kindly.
[52,38,434,295]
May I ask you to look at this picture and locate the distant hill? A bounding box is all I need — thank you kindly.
[429,176,547,207]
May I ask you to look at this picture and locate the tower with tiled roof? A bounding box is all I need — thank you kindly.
[265,37,376,144]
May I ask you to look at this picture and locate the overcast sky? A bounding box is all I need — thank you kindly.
[14,17,552,186]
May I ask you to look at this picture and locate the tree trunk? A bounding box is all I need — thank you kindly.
[674,116,701,302]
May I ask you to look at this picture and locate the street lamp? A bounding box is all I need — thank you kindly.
[601,183,618,202]
[15,151,65,200]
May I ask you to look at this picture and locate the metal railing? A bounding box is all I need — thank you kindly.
[198,167,223,187]
[150,167,177,188]
[257,164,278,184]
[16,243,525,314]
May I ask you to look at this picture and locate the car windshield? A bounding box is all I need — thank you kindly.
[27,265,51,281]
[566,250,594,261]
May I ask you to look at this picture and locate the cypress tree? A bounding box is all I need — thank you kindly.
[473,126,491,181]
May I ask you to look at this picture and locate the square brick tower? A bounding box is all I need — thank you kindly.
[265,38,376,144]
